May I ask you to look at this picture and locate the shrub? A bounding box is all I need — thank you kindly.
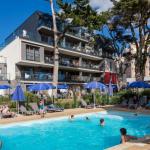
[55,99,80,109]
[109,95,121,104]
[117,90,135,99]
[140,89,150,97]
[24,92,40,104]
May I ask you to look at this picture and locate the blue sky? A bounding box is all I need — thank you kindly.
[0,0,114,45]
[0,0,52,44]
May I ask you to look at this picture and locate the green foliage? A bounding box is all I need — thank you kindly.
[57,0,106,31]
[140,89,150,97]
[24,92,40,104]
[117,90,135,99]
[55,99,80,109]
[0,96,16,110]
[109,95,122,105]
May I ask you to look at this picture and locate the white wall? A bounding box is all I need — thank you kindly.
[0,38,21,80]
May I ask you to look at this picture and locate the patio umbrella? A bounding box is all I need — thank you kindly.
[12,84,25,113]
[0,85,11,89]
[84,81,107,108]
[84,81,106,90]
[28,83,55,91]
[127,81,150,88]
[57,84,69,89]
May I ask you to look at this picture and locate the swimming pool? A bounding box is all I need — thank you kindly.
[0,111,150,150]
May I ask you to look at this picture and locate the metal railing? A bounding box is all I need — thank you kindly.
[44,55,54,64]
[38,21,89,41]
[19,72,53,81]
[58,75,100,83]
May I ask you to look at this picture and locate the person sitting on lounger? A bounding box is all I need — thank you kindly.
[2,105,15,117]
[120,128,137,143]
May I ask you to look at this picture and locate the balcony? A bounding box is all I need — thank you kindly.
[37,21,63,33]
[38,21,89,41]
[59,75,82,83]
[82,62,100,70]
[5,30,54,47]
[59,58,79,67]
[44,55,54,64]
[19,72,53,81]
[66,30,89,41]
[59,42,102,58]
[58,75,100,83]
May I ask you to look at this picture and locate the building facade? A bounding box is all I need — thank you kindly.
[0,11,117,90]
[123,44,150,83]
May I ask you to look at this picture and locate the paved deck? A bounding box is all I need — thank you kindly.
[0,107,106,124]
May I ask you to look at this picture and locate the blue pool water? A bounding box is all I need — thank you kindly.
[0,111,150,150]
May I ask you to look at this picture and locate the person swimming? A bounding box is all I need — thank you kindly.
[120,128,138,143]
[100,118,105,126]
[69,115,74,121]
[85,117,90,120]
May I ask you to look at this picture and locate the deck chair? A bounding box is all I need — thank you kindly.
[128,99,138,109]
[46,104,64,112]
[120,99,128,107]
[19,105,34,115]
[29,103,40,114]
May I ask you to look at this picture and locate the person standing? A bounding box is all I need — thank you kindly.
[39,99,45,118]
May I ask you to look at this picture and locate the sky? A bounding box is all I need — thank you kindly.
[0,0,113,45]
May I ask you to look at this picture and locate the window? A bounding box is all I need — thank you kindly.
[26,45,40,62]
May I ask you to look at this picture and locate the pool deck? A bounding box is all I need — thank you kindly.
[0,107,107,124]
[0,106,150,150]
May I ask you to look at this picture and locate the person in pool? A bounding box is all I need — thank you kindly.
[100,118,105,126]
[85,117,90,120]
[69,115,74,121]
[120,128,138,143]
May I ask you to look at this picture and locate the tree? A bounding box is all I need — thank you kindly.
[57,0,150,83]
[49,0,59,96]
[109,0,150,81]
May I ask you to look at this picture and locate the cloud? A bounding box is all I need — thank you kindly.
[89,0,114,13]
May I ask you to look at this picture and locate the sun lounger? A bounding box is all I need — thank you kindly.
[128,99,138,109]
[29,103,40,114]
[0,113,15,119]
[19,105,34,115]
[46,104,64,112]
[145,101,150,109]
[120,99,128,107]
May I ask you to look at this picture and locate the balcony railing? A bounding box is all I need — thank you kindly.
[38,21,89,41]
[59,42,102,58]
[44,55,54,64]
[5,30,54,47]
[59,59,101,71]
[19,72,53,81]
[66,30,89,41]
[58,75,100,83]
